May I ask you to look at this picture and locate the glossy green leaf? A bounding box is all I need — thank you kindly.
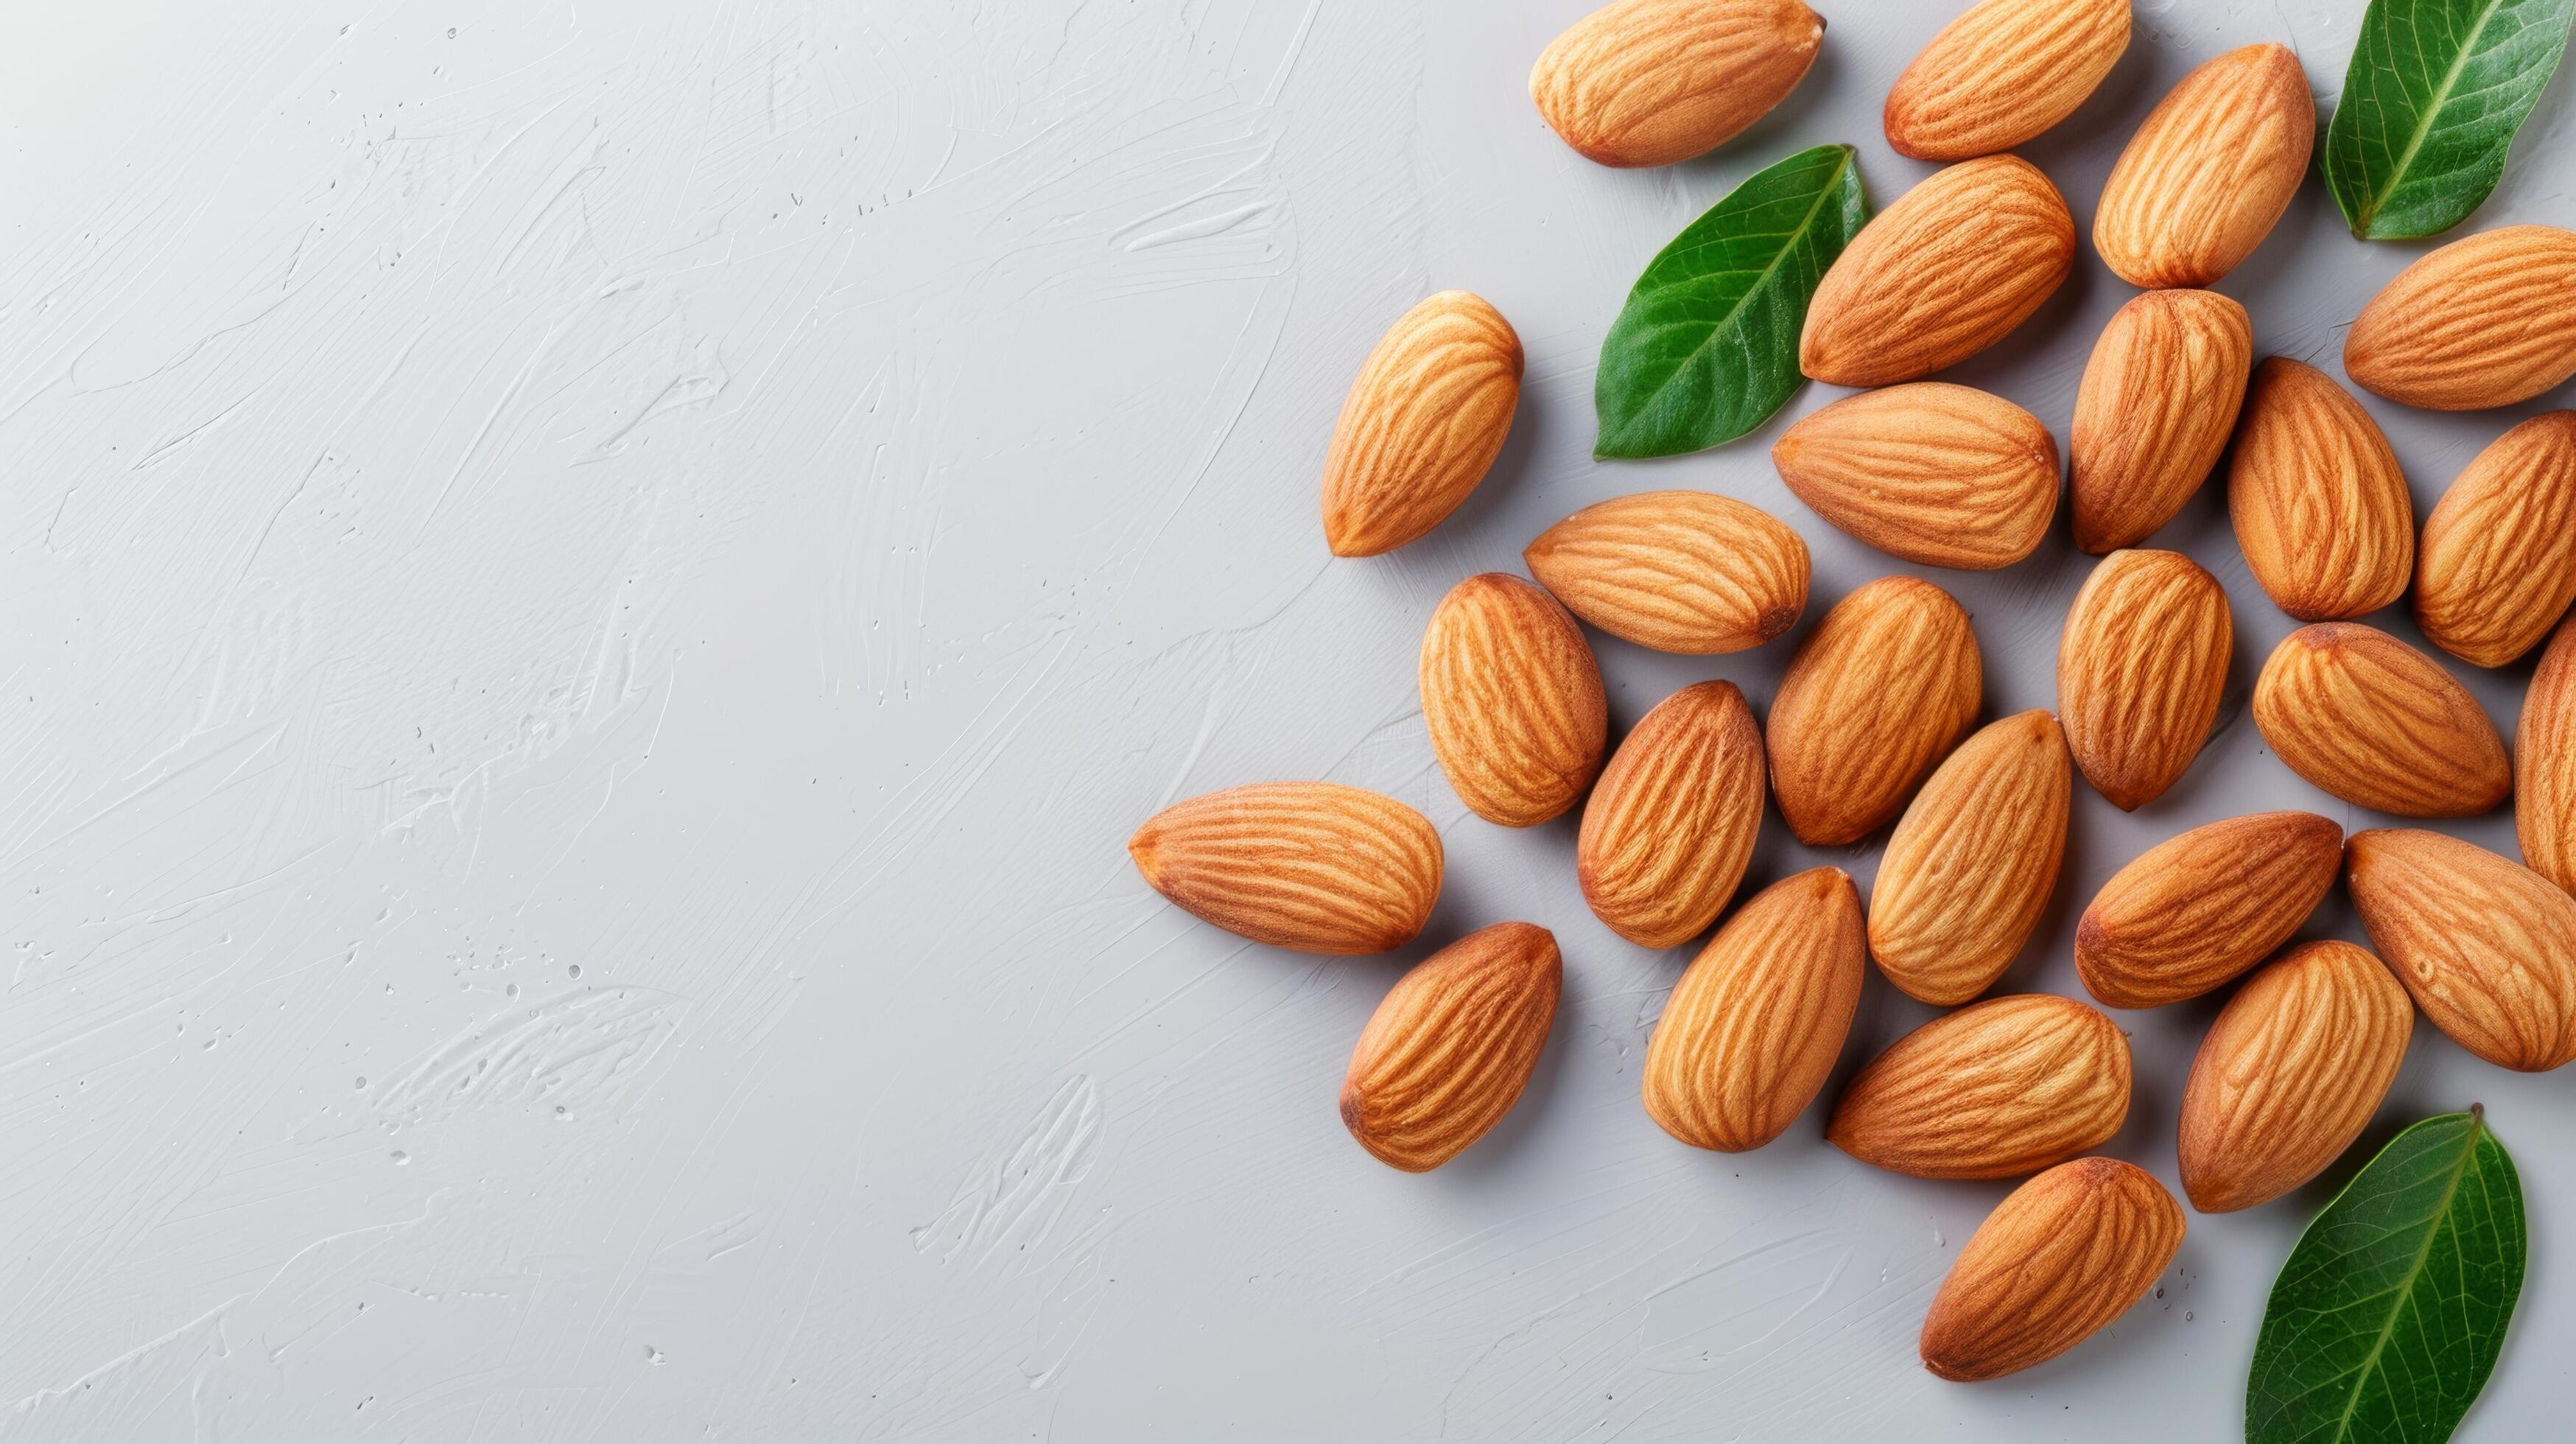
[1593,144,1867,460]
[2247,1109,2526,1444]
[2324,0,2576,239]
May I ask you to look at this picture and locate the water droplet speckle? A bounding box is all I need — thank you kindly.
[390,1150,410,1166]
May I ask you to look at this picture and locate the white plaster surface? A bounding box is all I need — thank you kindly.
[4,0,2572,1438]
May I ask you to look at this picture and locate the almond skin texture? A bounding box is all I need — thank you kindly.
[1766,576,1984,845]
[1800,156,2077,387]
[1523,491,1811,653]
[1341,922,1562,1171]
[2094,43,2313,287]
[2252,623,2510,818]
[1129,782,1443,954]
[1883,0,2131,161]
[1867,712,2071,1005]
[2069,290,2253,552]
[2074,812,2342,1009]
[1530,0,1825,167]
[2227,357,2415,620]
[1920,1157,2185,1382]
[1830,995,2130,1179]
[1421,574,1610,827]
[1320,292,1523,556]
[2345,225,2576,410]
[2415,412,2576,667]
[1578,681,1766,949]
[2055,549,2231,810]
[2347,829,2576,1072]
[1642,868,1864,1152]
[1771,383,2060,569]
[2177,940,2412,1213]
[2518,622,2576,894]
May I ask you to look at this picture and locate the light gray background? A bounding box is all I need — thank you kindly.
[3,0,2570,1439]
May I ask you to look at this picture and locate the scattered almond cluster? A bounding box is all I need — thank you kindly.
[1127,0,2576,1386]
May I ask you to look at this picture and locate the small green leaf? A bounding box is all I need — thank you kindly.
[2324,0,2576,239]
[2247,1108,2526,1444]
[1593,144,1867,460]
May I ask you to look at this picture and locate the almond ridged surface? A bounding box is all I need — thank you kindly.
[2347,829,2576,1073]
[1523,491,1810,653]
[1578,681,1766,949]
[2094,43,2312,287]
[1867,711,2070,1005]
[2518,623,2576,894]
[2414,412,2576,668]
[1766,576,1984,845]
[1770,382,2060,569]
[1341,922,1562,1171]
[2345,225,2576,410]
[1829,994,2129,1179]
[1882,0,2130,160]
[2227,357,2414,620]
[2069,290,2252,552]
[2251,623,2510,818]
[1529,0,1825,167]
[2074,811,2341,1009]
[1129,782,1444,954]
[1320,291,1523,557]
[1420,573,1610,827]
[1919,1157,2184,1381]
[2055,549,2231,810]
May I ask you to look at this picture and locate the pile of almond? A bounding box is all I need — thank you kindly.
[1129,0,2576,1386]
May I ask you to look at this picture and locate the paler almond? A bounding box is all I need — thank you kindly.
[2055,549,2231,810]
[1523,491,1810,653]
[1341,922,1562,1171]
[2069,290,2252,552]
[1766,576,1984,845]
[2094,43,2313,287]
[1919,1157,2185,1381]
[1420,573,1610,827]
[1320,292,1523,556]
[2518,621,2576,894]
[2345,224,2576,410]
[1578,681,1766,949]
[1530,0,1825,167]
[2414,411,2576,667]
[1770,382,2060,569]
[1882,0,2130,161]
[1829,994,2129,1179]
[2348,829,2576,1072]
[2227,357,2415,620]
[1129,782,1444,953]
[2074,811,2341,1009]
[1867,711,2071,1005]
[2252,623,2510,817]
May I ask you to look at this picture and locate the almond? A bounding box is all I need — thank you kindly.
[2094,43,2313,287]
[1770,382,2060,569]
[1829,995,2129,1179]
[2227,357,2415,620]
[1420,573,1610,827]
[1578,681,1766,949]
[2074,812,2341,1009]
[1523,491,1810,653]
[2345,224,2576,410]
[1766,576,1984,845]
[1867,711,2071,1005]
[2177,940,2412,1213]
[1530,0,1825,168]
[2055,549,2231,810]
[2069,290,2253,552]
[1129,782,1444,954]
[2414,412,2576,667]
[2252,623,2510,818]
[2346,828,2576,1072]
[2517,621,2576,894]
[1800,155,2076,387]
[1642,867,1864,1152]
[1319,292,1523,557]
[1919,1157,2185,1382]
[1341,922,1562,1171]
[1882,0,2130,161]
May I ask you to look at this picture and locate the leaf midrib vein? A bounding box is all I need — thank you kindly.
[2325,1114,2485,1443]
[2361,0,2512,230]
[1625,150,1855,407]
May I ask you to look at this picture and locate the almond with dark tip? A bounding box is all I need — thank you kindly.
[2074,811,2341,1009]
[1129,782,1444,954]
[1830,994,2130,1180]
[1341,922,1562,1171]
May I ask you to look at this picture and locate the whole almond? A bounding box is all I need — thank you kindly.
[2074,811,2341,1009]
[2069,290,2253,552]
[2415,412,2576,667]
[2252,623,2510,817]
[1766,576,1984,845]
[1829,994,2130,1179]
[2177,940,2412,1213]
[1341,922,1562,1171]
[2227,357,2415,620]
[2055,549,2231,810]
[1920,1157,2185,1381]
[1642,868,1864,1152]
[2345,224,2576,410]
[1421,573,1610,827]
[1530,0,1825,167]
[1578,681,1766,948]
[1882,0,2131,161]
[1771,383,2060,569]
[1867,711,2071,1005]
[1129,782,1444,954]
[1320,292,1523,557]
[2347,828,2576,1072]
[2518,622,2576,894]
[1523,491,1811,653]
[1800,155,2077,387]
[2094,43,2313,287]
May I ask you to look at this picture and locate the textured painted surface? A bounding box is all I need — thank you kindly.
[2,0,2572,1437]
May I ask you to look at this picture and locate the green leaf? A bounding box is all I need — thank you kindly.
[2323,0,2576,239]
[2247,1109,2526,1444]
[1593,144,1867,460]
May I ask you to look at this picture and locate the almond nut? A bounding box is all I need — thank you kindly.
[1129,782,1444,954]
[1523,490,1810,653]
[1919,1157,2185,1381]
[1341,922,1562,1171]
[1530,0,1825,167]
[2347,828,2576,1072]
[1829,994,2129,1179]
[1421,573,1610,827]
[2069,290,2253,552]
[1882,0,2131,161]
[2055,548,2231,810]
[1578,681,1766,948]
[2414,411,2576,667]
[2227,357,2415,620]
[1867,711,2071,1005]
[2345,224,2576,410]
[1771,382,2060,569]
[1766,576,1984,845]
[2251,623,2510,818]
[2074,811,2341,1009]
[2094,43,2313,287]
[2517,621,2576,894]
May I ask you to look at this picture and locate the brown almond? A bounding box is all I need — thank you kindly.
[2094,43,2313,287]
[1578,681,1766,949]
[1129,782,1444,954]
[1530,0,1825,168]
[1771,382,2060,569]
[2517,621,2576,894]
[1420,573,1610,827]
[1867,711,2071,1005]
[1830,995,2130,1179]
[2069,290,2253,553]
[1920,1157,2185,1381]
[2345,224,2576,410]
[1341,922,1562,1171]
[2251,623,2510,818]
[1883,0,2131,161]
[2055,549,2231,810]
[1319,292,1523,556]
[2227,357,2415,620]
[2415,411,2576,667]
[2347,828,2576,1072]
[1766,576,1984,845]
[2074,811,2342,1009]
[1523,491,1811,653]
